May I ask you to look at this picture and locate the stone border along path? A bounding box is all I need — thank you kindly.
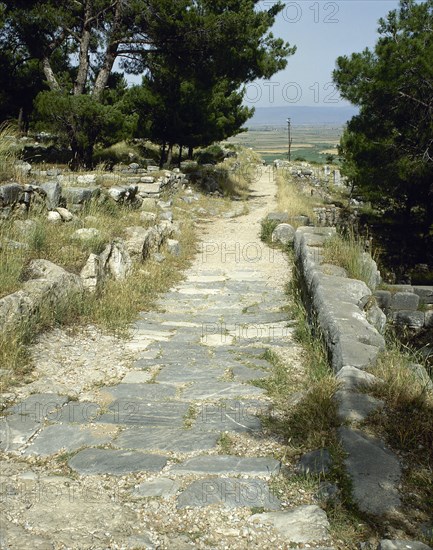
[2,167,426,550]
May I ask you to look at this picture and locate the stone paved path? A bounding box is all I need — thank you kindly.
[0,168,334,549]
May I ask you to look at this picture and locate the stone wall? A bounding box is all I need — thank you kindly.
[0,164,185,332]
[293,225,403,519]
[375,285,433,330]
[0,163,187,219]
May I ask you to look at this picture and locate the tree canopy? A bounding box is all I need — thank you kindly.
[333,0,433,236]
[1,1,294,167]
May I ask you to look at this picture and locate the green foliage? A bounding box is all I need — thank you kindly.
[195,145,225,165]
[35,91,135,168]
[2,1,295,166]
[260,218,279,243]
[123,71,254,164]
[333,0,433,236]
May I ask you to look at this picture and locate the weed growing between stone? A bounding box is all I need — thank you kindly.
[322,230,378,290]
[259,218,279,244]
[366,338,433,533]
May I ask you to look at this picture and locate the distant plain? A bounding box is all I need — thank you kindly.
[226,125,343,164]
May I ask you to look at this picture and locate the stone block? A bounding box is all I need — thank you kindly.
[249,506,330,544]
[271,223,295,246]
[336,366,378,391]
[336,390,384,422]
[41,181,61,209]
[266,212,289,223]
[390,292,419,311]
[413,286,433,305]
[63,187,100,204]
[378,541,432,550]
[0,183,22,206]
[392,310,425,329]
[374,290,391,311]
[296,449,332,476]
[338,427,401,516]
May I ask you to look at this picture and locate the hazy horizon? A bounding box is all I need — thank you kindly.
[246,105,358,127]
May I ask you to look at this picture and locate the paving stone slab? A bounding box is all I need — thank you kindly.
[7,394,69,421]
[180,381,266,400]
[135,349,161,361]
[161,320,202,328]
[200,333,236,347]
[336,390,384,422]
[68,448,168,475]
[378,541,432,550]
[172,455,281,477]
[131,478,181,498]
[229,346,270,357]
[101,383,176,401]
[131,359,163,370]
[177,477,280,509]
[193,400,266,433]
[55,402,100,423]
[155,365,225,384]
[336,366,379,391]
[0,520,54,549]
[23,424,113,456]
[121,371,153,384]
[338,427,401,515]
[230,365,270,382]
[187,275,227,283]
[125,533,156,549]
[296,449,332,476]
[0,414,41,452]
[114,427,219,452]
[97,401,190,427]
[249,505,330,543]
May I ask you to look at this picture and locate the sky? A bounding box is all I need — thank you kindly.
[244,0,400,108]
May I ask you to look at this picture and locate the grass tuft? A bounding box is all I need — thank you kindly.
[260,218,279,244]
[0,121,20,181]
[322,230,377,289]
[275,170,317,225]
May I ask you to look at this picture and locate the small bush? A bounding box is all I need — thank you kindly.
[195,144,225,165]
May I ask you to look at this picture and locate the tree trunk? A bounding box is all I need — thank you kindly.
[178,144,183,167]
[188,146,194,160]
[160,142,166,168]
[74,1,92,95]
[69,137,94,171]
[92,0,123,100]
[42,57,60,90]
[17,108,24,134]
[93,49,118,100]
[166,144,173,167]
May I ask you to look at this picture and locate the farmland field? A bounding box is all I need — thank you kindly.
[225,125,343,164]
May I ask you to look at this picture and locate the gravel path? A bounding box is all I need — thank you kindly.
[0,167,333,549]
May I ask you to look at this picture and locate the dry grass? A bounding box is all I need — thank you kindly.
[366,340,433,524]
[322,230,377,289]
[0,122,21,181]
[275,170,318,226]
[257,270,339,453]
[0,155,250,391]
[218,148,263,198]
